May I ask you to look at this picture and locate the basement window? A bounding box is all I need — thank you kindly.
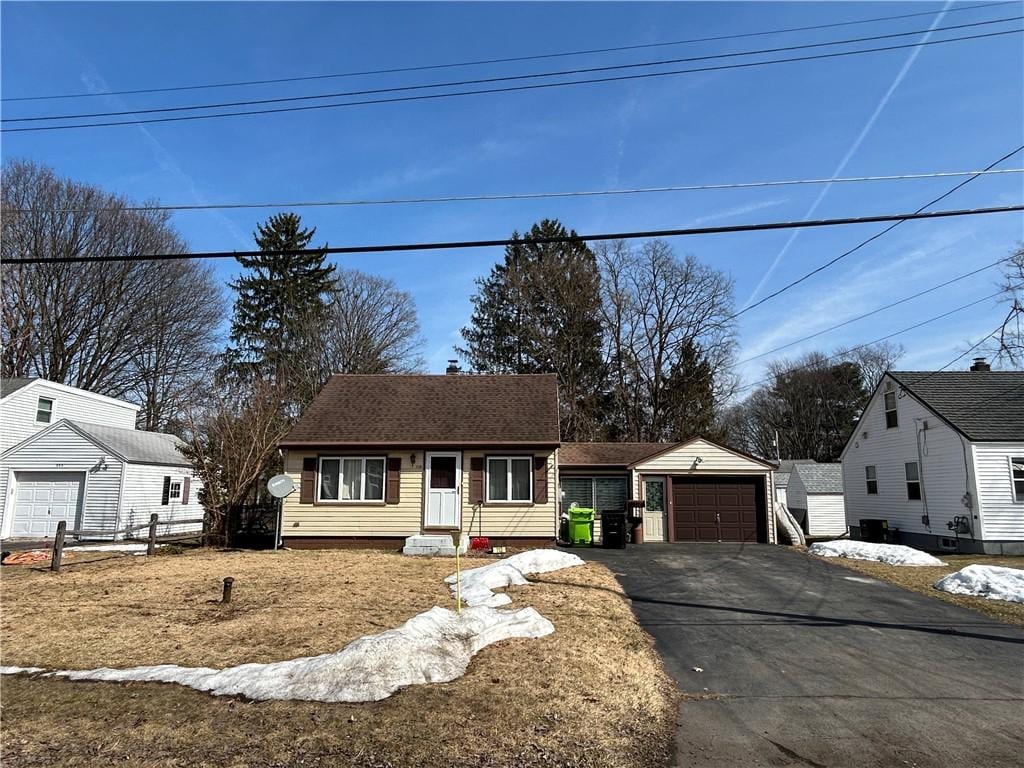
[884,391,898,429]
[905,462,922,501]
[865,465,878,495]
[1012,458,1024,502]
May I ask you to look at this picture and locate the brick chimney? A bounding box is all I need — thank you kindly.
[969,357,991,372]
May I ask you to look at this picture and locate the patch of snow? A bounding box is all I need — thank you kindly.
[25,606,553,703]
[934,564,1024,604]
[446,549,585,607]
[808,539,944,566]
[0,666,45,675]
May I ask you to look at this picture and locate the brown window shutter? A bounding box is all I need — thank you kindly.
[300,457,317,503]
[161,476,171,506]
[470,457,484,504]
[182,477,191,505]
[386,457,401,504]
[533,456,548,504]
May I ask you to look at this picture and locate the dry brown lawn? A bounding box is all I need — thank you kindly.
[819,553,1024,626]
[1,548,677,768]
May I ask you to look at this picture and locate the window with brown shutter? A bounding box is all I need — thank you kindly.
[533,456,548,504]
[469,457,484,504]
[300,457,317,503]
[182,477,191,504]
[386,457,401,503]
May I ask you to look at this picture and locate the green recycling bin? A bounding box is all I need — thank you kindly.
[568,506,595,546]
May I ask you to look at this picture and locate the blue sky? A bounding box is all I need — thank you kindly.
[3,1,1022,385]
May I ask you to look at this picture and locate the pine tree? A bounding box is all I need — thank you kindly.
[222,213,335,405]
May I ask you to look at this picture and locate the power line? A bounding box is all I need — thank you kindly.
[735,258,1013,365]
[735,286,1018,394]
[4,1,1013,103]
[6,28,1020,134]
[733,144,1024,318]
[10,15,1020,124]
[5,205,1021,265]
[11,168,1023,214]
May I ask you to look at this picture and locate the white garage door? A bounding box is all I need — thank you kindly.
[12,472,84,537]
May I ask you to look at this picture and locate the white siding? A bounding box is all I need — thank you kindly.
[807,495,847,537]
[842,375,976,538]
[121,463,204,536]
[972,444,1024,541]
[1,381,139,454]
[1,422,124,537]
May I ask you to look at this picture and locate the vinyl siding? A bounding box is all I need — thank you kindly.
[807,495,847,537]
[281,450,424,537]
[842,375,975,538]
[0,382,138,454]
[1,422,123,537]
[972,444,1024,541]
[463,450,557,538]
[121,463,204,536]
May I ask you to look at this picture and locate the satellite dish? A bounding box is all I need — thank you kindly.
[267,474,296,499]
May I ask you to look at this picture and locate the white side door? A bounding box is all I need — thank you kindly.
[425,453,461,529]
[643,478,667,542]
[12,471,84,537]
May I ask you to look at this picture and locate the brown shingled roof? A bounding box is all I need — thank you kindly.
[281,374,560,447]
[558,442,671,467]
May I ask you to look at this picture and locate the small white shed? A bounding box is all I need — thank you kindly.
[787,463,846,539]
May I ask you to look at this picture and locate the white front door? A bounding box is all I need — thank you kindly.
[12,471,85,538]
[643,478,667,542]
[425,453,461,529]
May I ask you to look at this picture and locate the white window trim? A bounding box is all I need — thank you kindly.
[35,396,54,425]
[865,465,878,495]
[1010,456,1024,503]
[317,456,386,503]
[883,391,898,429]
[486,456,533,504]
[904,461,922,501]
[168,479,183,501]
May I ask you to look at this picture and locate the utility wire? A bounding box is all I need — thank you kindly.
[4,1,1013,103]
[735,286,1019,394]
[6,27,1019,133]
[733,145,1024,319]
[11,168,1022,214]
[5,205,1021,264]
[735,258,1013,365]
[9,15,1020,124]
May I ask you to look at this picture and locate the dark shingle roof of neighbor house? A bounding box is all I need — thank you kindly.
[889,370,1024,442]
[776,459,817,474]
[774,472,790,489]
[558,442,669,467]
[70,421,190,466]
[0,377,36,398]
[793,462,843,494]
[281,374,560,446]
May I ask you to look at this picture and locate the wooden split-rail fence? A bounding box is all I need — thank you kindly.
[49,514,205,572]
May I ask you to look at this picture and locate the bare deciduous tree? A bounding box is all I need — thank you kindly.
[1,159,222,431]
[992,244,1024,366]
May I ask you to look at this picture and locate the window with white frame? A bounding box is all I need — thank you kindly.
[865,465,878,495]
[1012,457,1024,502]
[318,457,385,501]
[884,390,898,429]
[36,397,53,424]
[905,461,921,500]
[168,480,182,501]
[487,456,532,502]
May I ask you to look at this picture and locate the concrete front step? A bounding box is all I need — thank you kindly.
[403,534,468,556]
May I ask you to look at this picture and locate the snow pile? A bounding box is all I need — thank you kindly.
[934,564,1024,604]
[0,666,44,675]
[809,539,944,566]
[5,606,552,703]
[446,549,585,607]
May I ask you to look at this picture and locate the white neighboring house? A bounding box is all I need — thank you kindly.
[0,378,202,540]
[841,362,1024,555]
[786,463,846,539]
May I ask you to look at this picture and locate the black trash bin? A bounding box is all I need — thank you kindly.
[601,510,628,549]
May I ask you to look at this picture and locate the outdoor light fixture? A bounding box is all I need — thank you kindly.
[410,453,416,465]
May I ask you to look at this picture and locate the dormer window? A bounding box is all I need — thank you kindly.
[35,397,53,424]
[883,390,898,429]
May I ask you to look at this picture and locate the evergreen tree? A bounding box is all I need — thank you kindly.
[222,213,335,407]
[459,219,605,439]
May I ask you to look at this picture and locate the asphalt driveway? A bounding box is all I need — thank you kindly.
[580,544,1024,768]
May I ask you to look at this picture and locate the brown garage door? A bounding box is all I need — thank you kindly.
[673,477,761,542]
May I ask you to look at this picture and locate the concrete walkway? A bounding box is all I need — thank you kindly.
[581,543,1024,768]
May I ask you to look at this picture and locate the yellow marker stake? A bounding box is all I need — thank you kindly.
[451,530,462,613]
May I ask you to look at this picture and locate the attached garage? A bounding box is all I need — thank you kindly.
[559,437,776,545]
[11,471,85,538]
